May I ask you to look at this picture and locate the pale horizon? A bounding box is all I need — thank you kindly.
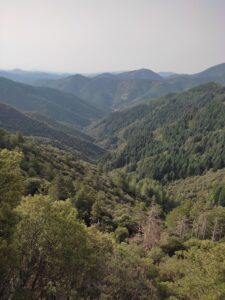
[1,61,225,77]
[1,0,225,74]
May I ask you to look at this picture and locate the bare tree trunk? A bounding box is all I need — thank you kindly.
[212,218,218,241]
[143,204,161,249]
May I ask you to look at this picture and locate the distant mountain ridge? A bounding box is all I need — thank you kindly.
[33,63,225,112]
[34,68,163,112]
[116,68,162,80]
[193,62,225,78]
[0,69,70,84]
[0,102,105,161]
[0,77,103,128]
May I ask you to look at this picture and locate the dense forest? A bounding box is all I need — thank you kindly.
[2,122,225,299]
[2,0,225,295]
[93,83,225,181]
[1,64,225,299]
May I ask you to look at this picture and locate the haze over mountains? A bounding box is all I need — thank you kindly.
[0,103,105,162]
[0,62,224,159]
[0,69,69,84]
[2,0,225,297]
[33,62,225,111]
[0,77,103,128]
[2,62,225,298]
[0,62,224,154]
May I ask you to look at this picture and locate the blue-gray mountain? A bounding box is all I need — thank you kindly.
[34,63,225,112]
[0,102,105,161]
[0,77,103,128]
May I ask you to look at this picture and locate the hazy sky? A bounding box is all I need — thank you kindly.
[1,0,225,74]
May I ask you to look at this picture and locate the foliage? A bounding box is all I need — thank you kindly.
[0,103,105,162]
[159,241,225,299]
[0,149,23,298]
[95,83,225,182]
[2,90,225,300]
[102,243,159,300]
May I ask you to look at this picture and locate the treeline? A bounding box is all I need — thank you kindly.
[2,129,225,299]
[0,150,160,299]
[0,130,171,299]
[95,83,225,182]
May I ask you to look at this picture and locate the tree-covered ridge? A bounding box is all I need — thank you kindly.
[0,77,103,128]
[0,128,174,234]
[2,75,225,299]
[93,83,225,181]
[2,128,225,299]
[35,63,225,112]
[0,103,105,162]
[167,168,225,202]
[0,129,174,299]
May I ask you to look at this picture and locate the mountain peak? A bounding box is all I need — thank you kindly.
[117,68,162,80]
[95,72,116,79]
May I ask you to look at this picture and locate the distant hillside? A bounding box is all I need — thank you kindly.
[116,68,162,80]
[0,69,68,84]
[0,103,105,162]
[91,83,225,181]
[35,73,162,112]
[158,72,178,78]
[26,112,94,142]
[193,62,225,79]
[34,63,225,112]
[95,73,116,79]
[128,64,225,106]
[94,69,162,80]
[0,77,103,128]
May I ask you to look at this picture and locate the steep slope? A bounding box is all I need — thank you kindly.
[136,63,225,103]
[35,75,162,112]
[0,77,103,127]
[193,62,225,79]
[2,108,225,300]
[36,74,90,96]
[0,103,105,161]
[92,83,225,181]
[0,127,167,235]
[26,112,93,142]
[34,63,225,112]
[167,167,225,202]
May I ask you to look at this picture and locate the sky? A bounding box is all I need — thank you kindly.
[0,0,225,74]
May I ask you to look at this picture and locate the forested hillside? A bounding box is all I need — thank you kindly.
[2,0,225,298]
[36,74,161,112]
[0,69,67,84]
[34,63,225,111]
[0,77,103,127]
[0,103,105,162]
[2,127,225,299]
[92,83,225,181]
[1,72,225,300]
[1,79,225,300]
[1,58,225,300]
[0,129,172,299]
